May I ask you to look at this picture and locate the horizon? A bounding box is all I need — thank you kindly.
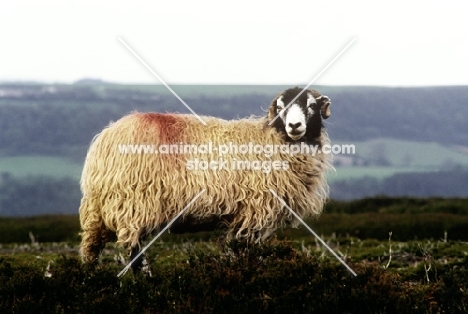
[1,80,468,88]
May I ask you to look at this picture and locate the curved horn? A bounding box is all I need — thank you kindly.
[317,95,331,119]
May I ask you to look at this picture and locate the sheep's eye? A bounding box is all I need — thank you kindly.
[307,106,314,115]
[277,105,284,112]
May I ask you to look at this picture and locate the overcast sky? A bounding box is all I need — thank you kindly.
[1,0,467,85]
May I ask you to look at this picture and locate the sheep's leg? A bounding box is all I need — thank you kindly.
[129,245,152,276]
[80,224,108,263]
[129,246,144,271]
[116,225,153,275]
[79,199,110,263]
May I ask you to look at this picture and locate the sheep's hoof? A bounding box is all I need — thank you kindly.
[129,247,152,276]
[141,256,152,277]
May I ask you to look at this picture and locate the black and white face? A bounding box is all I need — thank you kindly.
[275,92,317,141]
[268,87,331,143]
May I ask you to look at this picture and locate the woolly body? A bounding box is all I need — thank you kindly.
[79,88,332,263]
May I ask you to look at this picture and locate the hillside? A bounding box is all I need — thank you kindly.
[0,84,467,215]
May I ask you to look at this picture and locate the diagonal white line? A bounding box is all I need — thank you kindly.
[118,37,207,126]
[269,188,357,277]
[117,189,206,277]
[268,38,356,125]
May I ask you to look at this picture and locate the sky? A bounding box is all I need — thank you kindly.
[1,0,468,86]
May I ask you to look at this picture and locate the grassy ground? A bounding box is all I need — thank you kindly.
[1,210,467,280]
[1,203,467,313]
[1,236,467,313]
[1,234,467,277]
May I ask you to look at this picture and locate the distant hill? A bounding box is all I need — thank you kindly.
[324,85,468,146]
[73,78,112,85]
[1,84,467,156]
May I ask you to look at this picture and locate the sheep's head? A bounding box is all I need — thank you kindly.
[268,87,331,143]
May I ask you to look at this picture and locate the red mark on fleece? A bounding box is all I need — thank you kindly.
[138,113,185,144]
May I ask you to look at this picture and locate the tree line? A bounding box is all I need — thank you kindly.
[1,84,468,157]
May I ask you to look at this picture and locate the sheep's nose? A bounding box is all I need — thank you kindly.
[288,122,302,130]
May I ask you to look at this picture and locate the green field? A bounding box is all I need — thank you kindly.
[329,138,468,182]
[349,138,468,168]
[329,166,418,182]
[0,156,82,180]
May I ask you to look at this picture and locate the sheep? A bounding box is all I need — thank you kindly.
[79,87,333,270]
